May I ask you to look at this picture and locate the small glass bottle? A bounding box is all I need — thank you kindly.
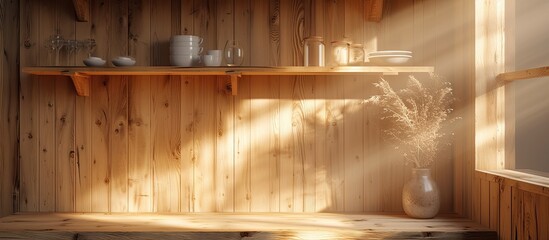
[303,36,325,66]
[331,40,351,66]
[349,43,365,65]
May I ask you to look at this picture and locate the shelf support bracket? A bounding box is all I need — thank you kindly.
[72,0,90,22]
[226,71,241,95]
[70,72,91,96]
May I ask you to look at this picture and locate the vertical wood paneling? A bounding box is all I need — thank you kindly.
[234,0,251,66]
[39,78,56,211]
[180,0,193,35]
[151,76,181,212]
[129,0,151,65]
[323,1,345,212]
[110,0,129,58]
[314,76,328,212]
[193,0,216,50]
[499,184,512,240]
[16,0,474,215]
[269,0,280,66]
[193,76,215,212]
[279,0,303,66]
[268,76,281,212]
[250,78,272,212]
[150,0,171,66]
[90,76,110,212]
[108,76,128,212]
[234,76,251,212]
[18,0,46,213]
[128,77,151,212]
[91,0,110,64]
[74,0,93,213]
[301,76,316,212]
[1,0,19,216]
[215,77,234,212]
[180,76,194,212]
[55,78,76,212]
[344,0,364,212]
[250,0,269,66]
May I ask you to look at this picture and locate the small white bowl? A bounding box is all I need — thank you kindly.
[83,57,106,67]
[112,56,136,67]
[202,54,222,66]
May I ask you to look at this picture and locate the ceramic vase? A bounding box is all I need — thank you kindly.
[402,168,440,218]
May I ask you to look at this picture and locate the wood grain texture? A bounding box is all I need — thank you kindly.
[16,0,472,215]
[151,75,181,212]
[128,76,152,212]
[55,77,76,212]
[0,0,19,216]
[108,76,129,212]
[193,76,215,212]
[0,213,497,240]
[180,76,194,212]
[90,76,110,212]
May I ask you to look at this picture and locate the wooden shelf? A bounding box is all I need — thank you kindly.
[496,65,549,83]
[23,66,435,96]
[0,213,496,239]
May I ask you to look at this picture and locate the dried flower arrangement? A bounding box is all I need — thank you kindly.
[366,74,454,168]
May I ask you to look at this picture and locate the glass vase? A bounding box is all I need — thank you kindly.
[224,40,244,66]
[402,168,440,218]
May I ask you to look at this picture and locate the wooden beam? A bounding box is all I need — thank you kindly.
[70,72,90,96]
[496,66,549,83]
[72,0,89,22]
[365,0,384,22]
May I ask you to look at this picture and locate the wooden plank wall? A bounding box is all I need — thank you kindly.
[0,0,19,217]
[17,0,474,213]
[475,172,549,240]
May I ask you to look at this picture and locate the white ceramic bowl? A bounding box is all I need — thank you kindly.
[83,57,106,67]
[368,55,412,65]
[202,54,222,66]
[170,54,200,67]
[170,46,203,55]
[112,56,136,67]
[368,50,413,56]
[170,41,202,47]
[170,35,203,44]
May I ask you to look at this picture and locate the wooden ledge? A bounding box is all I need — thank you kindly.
[23,66,435,96]
[0,213,496,240]
[496,65,549,83]
[476,169,549,197]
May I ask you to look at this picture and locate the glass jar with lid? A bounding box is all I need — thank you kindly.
[331,40,351,66]
[349,43,365,65]
[303,36,325,66]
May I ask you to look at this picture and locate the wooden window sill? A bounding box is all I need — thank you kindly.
[476,169,549,197]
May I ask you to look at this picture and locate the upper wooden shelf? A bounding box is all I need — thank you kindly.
[23,66,434,96]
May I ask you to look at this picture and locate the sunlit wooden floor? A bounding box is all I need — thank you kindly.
[0,213,497,239]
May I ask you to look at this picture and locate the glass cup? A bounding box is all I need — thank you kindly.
[224,40,243,66]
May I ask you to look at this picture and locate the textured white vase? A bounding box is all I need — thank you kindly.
[402,168,440,218]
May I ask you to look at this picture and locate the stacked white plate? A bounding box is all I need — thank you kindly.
[367,50,412,65]
[170,35,203,67]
